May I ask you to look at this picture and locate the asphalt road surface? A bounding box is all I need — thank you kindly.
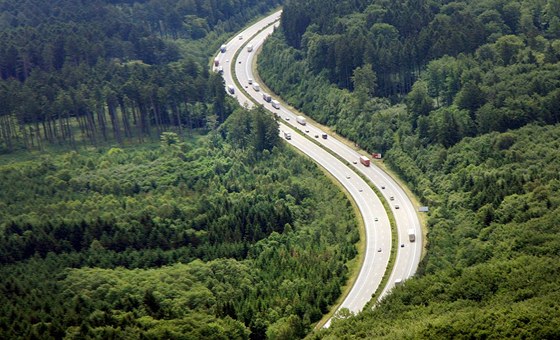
[217,10,422,328]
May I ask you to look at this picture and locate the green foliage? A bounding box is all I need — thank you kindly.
[0,112,358,338]
[0,0,283,152]
[263,0,560,149]
[222,106,280,153]
[262,0,560,338]
[317,125,560,338]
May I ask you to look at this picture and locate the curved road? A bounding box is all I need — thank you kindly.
[216,10,422,327]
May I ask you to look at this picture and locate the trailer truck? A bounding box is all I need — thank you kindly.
[296,116,306,125]
[359,155,370,167]
[408,229,416,242]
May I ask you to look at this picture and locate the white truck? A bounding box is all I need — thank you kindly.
[220,44,227,53]
[296,116,306,125]
[262,92,272,102]
[408,229,416,242]
[252,82,260,91]
[283,131,291,140]
[227,85,235,94]
[217,66,223,75]
[247,44,253,52]
[271,100,280,109]
[248,78,253,84]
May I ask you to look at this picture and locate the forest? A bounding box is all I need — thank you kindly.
[0,106,359,338]
[0,0,282,152]
[257,0,560,337]
[4,0,560,337]
[0,0,364,338]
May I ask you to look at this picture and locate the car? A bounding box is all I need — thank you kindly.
[314,134,319,138]
[352,160,357,164]
[395,205,400,209]
[244,85,248,88]
[238,61,241,64]
[226,59,229,63]
[346,175,350,179]
[381,185,385,189]
[400,243,405,248]
[390,196,394,201]
[359,188,363,192]
[238,35,243,39]
[305,129,309,133]
[377,248,382,252]
[374,217,378,221]
[285,117,290,120]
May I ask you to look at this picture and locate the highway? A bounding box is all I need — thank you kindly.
[216,10,423,327]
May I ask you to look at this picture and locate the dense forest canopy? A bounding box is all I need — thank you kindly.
[0,106,359,338]
[258,0,560,337]
[0,0,283,153]
[279,0,560,97]
[0,0,368,338]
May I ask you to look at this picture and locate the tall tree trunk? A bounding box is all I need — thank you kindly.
[150,94,162,135]
[118,97,132,138]
[107,99,122,143]
[0,115,13,151]
[97,105,107,141]
[19,117,30,150]
[139,103,150,137]
[173,101,183,137]
[64,110,76,149]
[42,120,50,143]
[85,109,97,146]
[34,120,43,150]
[57,111,65,144]
[130,103,143,142]
[76,113,87,141]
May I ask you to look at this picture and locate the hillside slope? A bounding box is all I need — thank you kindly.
[257,0,560,337]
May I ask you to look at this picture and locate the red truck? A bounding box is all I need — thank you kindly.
[360,155,370,167]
